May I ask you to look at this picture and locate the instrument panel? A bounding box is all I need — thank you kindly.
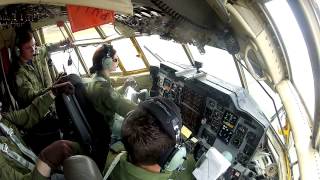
[155,62,269,177]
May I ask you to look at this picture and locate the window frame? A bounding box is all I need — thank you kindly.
[41,23,151,76]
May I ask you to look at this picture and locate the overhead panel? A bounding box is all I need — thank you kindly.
[0,0,133,15]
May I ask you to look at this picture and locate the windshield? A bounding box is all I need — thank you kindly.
[136,35,191,66]
[137,35,242,86]
[188,45,242,87]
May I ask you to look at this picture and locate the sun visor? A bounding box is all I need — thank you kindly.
[0,0,133,15]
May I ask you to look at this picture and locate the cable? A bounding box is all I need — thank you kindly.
[233,54,286,141]
[233,54,293,178]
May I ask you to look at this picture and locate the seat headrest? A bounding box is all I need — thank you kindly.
[63,155,103,180]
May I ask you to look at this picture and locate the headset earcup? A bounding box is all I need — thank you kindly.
[102,57,113,70]
[165,146,187,171]
[15,46,20,57]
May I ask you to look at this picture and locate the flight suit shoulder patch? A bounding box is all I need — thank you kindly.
[15,76,23,87]
[100,82,109,88]
[110,141,125,153]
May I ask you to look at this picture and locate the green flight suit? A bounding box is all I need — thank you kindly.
[103,142,196,180]
[15,46,53,107]
[84,73,137,128]
[103,142,172,180]
[0,92,55,180]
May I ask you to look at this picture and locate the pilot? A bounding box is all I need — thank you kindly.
[11,23,72,152]
[85,44,137,128]
[12,22,69,108]
[103,97,195,180]
[0,82,78,179]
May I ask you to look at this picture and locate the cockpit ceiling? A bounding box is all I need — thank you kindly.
[0,4,66,28]
[0,0,133,14]
[119,0,234,53]
[0,0,238,54]
[125,0,243,54]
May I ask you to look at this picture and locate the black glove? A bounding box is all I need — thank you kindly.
[54,74,69,84]
[39,140,77,169]
[55,72,67,82]
[51,81,74,96]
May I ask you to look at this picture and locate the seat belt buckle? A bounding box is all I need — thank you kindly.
[7,128,13,137]
[1,143,8,153]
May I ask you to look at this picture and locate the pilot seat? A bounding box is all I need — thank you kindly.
[55,74,111,170]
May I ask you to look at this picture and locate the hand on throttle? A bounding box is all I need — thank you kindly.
[51,81,74,96]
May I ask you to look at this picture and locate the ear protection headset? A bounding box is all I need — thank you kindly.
[100,44,114,70]
[139,97,187,171]
[14,23,34,58]
[14,36,21,57]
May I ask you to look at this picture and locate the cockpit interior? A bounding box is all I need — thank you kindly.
[0,0,319,180]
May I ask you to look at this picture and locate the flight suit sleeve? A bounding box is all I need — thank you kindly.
[37,46,53,88]
[0,155,47,180]
[98,82,137,117]
[115,85,126,95]
[3,92,55,129]
[15,71,51,104]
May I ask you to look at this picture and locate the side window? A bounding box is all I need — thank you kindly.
[51,50,86,75]
[77,45,96,71]
[42,25,85,75]
[42,25,68,44]
[189,45,242,87]
[266,0,315,120]
[243,69,283,120]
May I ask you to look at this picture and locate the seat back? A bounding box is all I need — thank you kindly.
[64,155,103,180]
[56,74,110,170]
[60,94,94,148]
[0,47,19,111]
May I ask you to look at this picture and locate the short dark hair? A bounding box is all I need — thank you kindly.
[121,108,176,166]
[15,22,33,47]
[89,44,116,74]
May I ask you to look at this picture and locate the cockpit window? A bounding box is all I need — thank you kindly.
[136,35,191,66]
[42,24,86,75]
[51,49,86,75]
[42,24,68,44]
[77,45,95,69]
[111,38,147,71]
[243,69,283,120]
[66,23,101,41]
[189,45,242,87]
[266,0,315,121]
[100,24,118,37]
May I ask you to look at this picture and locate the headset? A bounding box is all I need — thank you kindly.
[90,44,115,73]
[14,22,34,58]
[100,44,114,70]
[139,97,187,171]
[14,32,34,57]
[14,36,21,57]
